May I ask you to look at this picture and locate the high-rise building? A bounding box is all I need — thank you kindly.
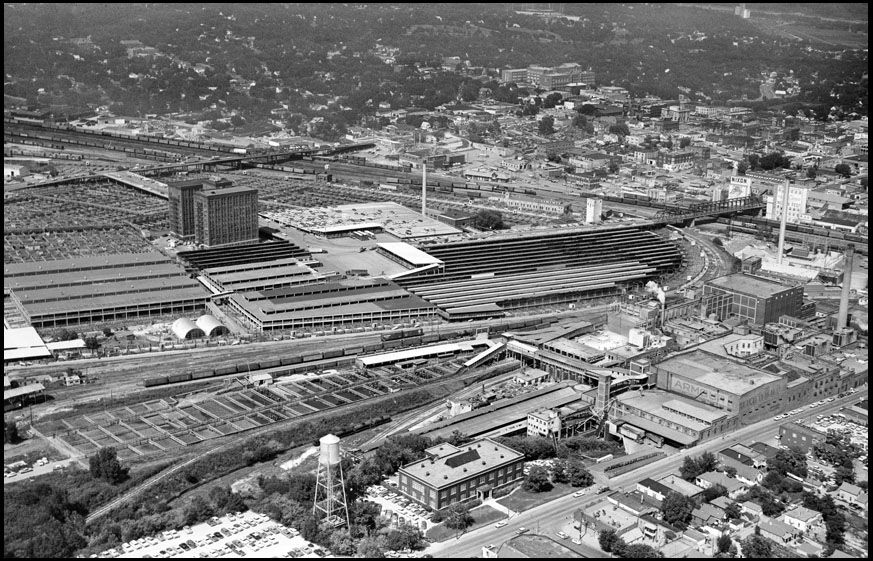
[168,178,236,239]
[193,186,259,247]
[168,179,205,239]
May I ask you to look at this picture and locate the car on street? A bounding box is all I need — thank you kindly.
[516,527,529,534]
[572,490,586,497]
[556,531,569,540]
[571,538,582,545]
[494,521,508,528]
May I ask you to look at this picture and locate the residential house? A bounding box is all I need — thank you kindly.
[719,456,764,487]
[691,503,726,527]
[782,506,823,534]
[637,478,673,503]
[758,518,799,544]
[836,482,867,510]
[740,501,763,519]
[656,473,705,499]
[695,471,748,500]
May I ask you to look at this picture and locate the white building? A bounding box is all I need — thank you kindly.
[765,181,811,224]
[585,198,603,224]
[527,408,561,438]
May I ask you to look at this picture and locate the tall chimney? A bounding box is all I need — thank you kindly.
[421,165,427,217]
[837,245,854,329]
[777,180,790,265]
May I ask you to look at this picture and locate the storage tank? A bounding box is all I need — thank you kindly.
[319,434,341,466]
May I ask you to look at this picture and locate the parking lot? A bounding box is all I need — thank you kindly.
[98,510,323,558]
[364,484,433,531]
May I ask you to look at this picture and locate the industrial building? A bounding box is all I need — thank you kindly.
[654,349,785,423]
[228,277,438,331]
[396,225,683,320]
[397,438,525,510]
[200,258,327,293]
[167,177,233,239]
[703,273,804,325]
[418,382,588,441]
[5,250,209,328]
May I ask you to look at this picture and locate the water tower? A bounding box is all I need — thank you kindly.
[313,434,350,529]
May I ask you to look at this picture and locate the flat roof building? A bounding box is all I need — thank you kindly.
[397,437,525,510]
[654,349,785,424]
[193,186,259,248]
[703,273,803,325]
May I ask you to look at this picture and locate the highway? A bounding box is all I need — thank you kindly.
[425,388,867,558]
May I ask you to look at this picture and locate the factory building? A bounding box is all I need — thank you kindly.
[703,273,803,325]
[397,438,525,510]
[654,349,785,423]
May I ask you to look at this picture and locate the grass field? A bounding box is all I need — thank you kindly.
[496,482,576,513]
[425,504,507,542]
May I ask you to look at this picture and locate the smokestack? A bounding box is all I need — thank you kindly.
[837,245,854,329]
[421,165,427,217]
[777,180,790,265]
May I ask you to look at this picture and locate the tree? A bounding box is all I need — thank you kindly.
[724,501,742,520]
[737,161,748,175]
[471,209,504,230]
[524,466,553,493]
[741,534,772,558]
[609,123,630,137]
[184,495,214,526]
[566,460,594,488]
[717,533,733,554]
[680,451,718,481]
[702,484,729,503]
[84,336,101,351]
[444,501,473,530]
[356,536,386,558]
[679,137,692,148]
[89,447,129,484]
[768,448,808,478]
[329,530,356,556]
[599,529,619,552]
[572,114,594,134]
[538,115,555,136]
[551,460,569,484]
[5,420,21,444]
[834,163,852,178]
[806,167,817,179]
[385,523,423,551]
[608,161,620,174]
[660,492,695,529]
[102,327,113,337]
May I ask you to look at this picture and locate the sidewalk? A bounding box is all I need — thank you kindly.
[482,497,516,518]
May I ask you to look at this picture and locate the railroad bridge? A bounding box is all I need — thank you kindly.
[654,195,765,225]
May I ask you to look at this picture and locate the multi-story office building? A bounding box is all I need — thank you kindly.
[168,179,205,239]
[168,178,234,239]
[193,186,259,247]
[500,68,528,84]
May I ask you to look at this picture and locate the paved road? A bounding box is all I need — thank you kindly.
[426,389,867,558]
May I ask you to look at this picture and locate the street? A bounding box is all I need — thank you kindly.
[426,388,867,557]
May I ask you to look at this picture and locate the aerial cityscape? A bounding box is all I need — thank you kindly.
[3,3,869,559]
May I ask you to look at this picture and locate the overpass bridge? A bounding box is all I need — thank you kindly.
[134,142,376,177]
[652,195,765,225]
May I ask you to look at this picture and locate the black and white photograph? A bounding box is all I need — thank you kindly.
[4,3,868,558]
